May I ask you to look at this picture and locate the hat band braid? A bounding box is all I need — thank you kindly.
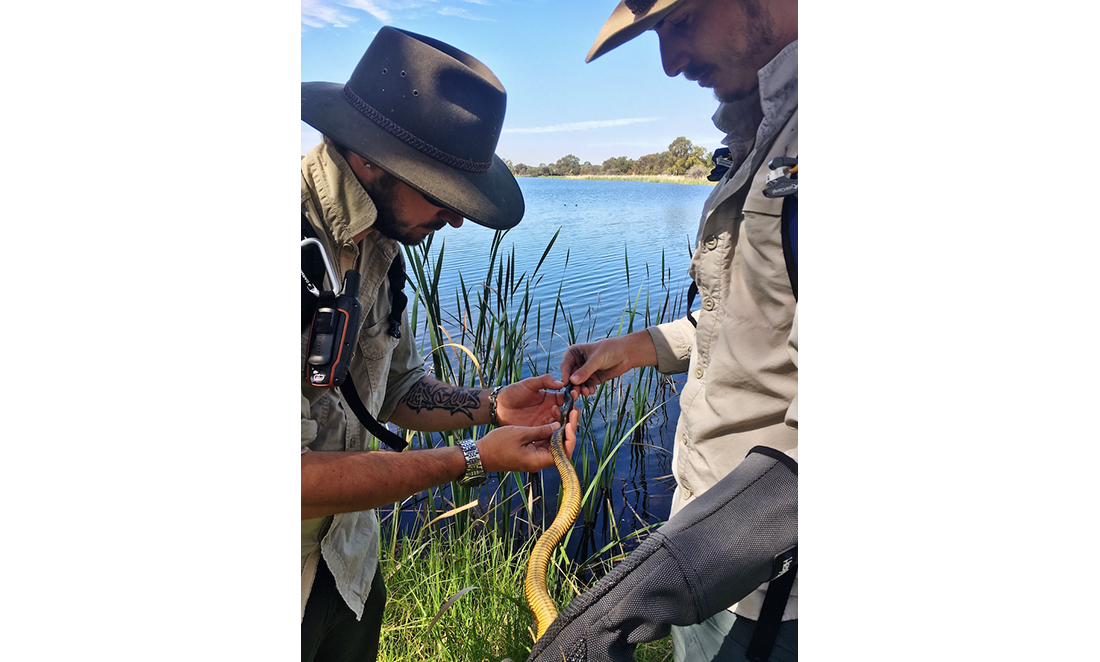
[343,86,492,173]
[625,0,658,14]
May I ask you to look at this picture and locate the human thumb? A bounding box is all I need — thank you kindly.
[532,372,564,390]
[533,421,561,440]
[568,358,596,386]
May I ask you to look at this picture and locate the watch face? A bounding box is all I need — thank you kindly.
[459,440,486,487]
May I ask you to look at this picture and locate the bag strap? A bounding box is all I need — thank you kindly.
[301,213,409,452]
[745,563,797,662]
[338,373,408,452]
[685,281,699,328]
[385,253,408,338]
[780,195,797,301]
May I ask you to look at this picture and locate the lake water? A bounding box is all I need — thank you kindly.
[423,177,713,371]
[432,177,709,307]
[391,177,715,564]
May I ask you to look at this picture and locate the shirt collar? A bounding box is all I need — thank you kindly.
[301,140,379,248]
[712,39,798,162]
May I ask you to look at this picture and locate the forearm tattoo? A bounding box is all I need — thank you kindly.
[403,379,482,421]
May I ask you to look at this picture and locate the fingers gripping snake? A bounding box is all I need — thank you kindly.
[524,388,581,640]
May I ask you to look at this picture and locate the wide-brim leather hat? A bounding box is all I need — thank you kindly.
[586,0,687,63]
[303,27,523,230]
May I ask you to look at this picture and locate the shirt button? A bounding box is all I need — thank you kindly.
[695,367,704,379]
[703,297,715,311]
[704,235,718,250]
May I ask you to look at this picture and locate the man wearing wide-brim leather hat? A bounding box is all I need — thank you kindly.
[302,26,523,231]
[300,27,577,662]
[539,1,799,661]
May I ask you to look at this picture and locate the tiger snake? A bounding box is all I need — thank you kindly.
[523,387,581,640]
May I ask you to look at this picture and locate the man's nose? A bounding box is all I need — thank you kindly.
[440,208,464,228]
[658,33,688,78]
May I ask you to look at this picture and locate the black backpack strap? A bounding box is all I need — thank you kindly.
[302,215,326,331]
[707,147,734,182]
[745,561,797,662]
[385,252,408,338]
[780,195,797,301]
[685,280,699,328]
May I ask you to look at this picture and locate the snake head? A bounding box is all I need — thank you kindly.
[560,387,575,426]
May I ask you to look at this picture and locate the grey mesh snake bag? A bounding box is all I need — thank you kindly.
[525,446,797,662]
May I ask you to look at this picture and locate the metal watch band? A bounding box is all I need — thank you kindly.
[488,385,504,426]
[457,439,486,487]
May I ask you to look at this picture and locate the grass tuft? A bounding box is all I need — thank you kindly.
[379,528,672,661]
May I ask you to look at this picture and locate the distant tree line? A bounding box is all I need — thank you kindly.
[505,136,713,179]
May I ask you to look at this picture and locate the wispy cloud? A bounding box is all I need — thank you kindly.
[301,0,362,28]
[342,0,393,21]
[438,6,496,21]
[504,117,663,134]
[302,0,495,28]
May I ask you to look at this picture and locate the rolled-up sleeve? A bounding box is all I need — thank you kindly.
[647,316,697,375]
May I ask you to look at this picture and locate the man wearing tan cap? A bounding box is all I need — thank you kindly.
[555,1,799,660]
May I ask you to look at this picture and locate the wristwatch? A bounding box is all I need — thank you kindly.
[457,439,487,487]
[488,385,504,426]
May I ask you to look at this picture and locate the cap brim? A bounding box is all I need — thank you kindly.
[586,1,681,63]
[302,82,524,230]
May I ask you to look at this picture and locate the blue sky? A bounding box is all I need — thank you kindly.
[301,0,727,165]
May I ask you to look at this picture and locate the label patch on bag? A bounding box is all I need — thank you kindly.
[770,547,797,581]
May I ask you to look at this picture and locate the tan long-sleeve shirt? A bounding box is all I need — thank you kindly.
[646,40,799,622]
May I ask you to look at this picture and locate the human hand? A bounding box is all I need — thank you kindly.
[477,406,578,474]
[495,374,566,427]
[560,336,636,397]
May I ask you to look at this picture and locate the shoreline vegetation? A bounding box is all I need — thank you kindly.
[526,173,714,186]
[372,228,683,661]
[505,135,715,186]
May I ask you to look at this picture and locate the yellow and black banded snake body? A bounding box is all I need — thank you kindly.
[524,387,582,640]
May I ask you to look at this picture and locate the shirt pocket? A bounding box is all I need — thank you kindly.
[357,317,400,362]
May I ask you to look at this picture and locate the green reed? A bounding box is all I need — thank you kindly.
[372,226,688,658]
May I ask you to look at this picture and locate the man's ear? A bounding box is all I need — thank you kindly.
[346,151,379,182]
